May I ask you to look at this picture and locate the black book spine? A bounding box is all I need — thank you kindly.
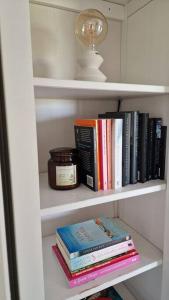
[159,126,167,180]
[137,113,149,183]
[130,112,139,184]
[147,118,154,180]
[152,118,162,179]
[74,125,98,191]
[106,112,131,186]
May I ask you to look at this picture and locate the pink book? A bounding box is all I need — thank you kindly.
[98,119,108,190]
[52,245,140,288]
[106,119,112,189]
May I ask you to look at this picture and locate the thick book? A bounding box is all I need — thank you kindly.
[137,113,149,183]
[112,119,123,189]
[106,112,131,186]
[159,126,167,179]
[98,119,108,190]
[57,237,135,271]
[74,119,100,191]
[151,118,162,179]
[56,217,131,259]
[52,245,140,288]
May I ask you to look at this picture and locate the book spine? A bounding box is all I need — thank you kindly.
[112,119,122,189]
[107,119,112,189]
[122,114,131,186]
[56,231,75,259]
[98,119,108,190]
[147,118,154,180]
[71,250,137,278]
[59,239,135,272]
[74,124,98,191]
[69,254,140,287]
[96,121,101,190]
[152,118,162,179]
[159,126,167,179]
[130,112,139,184]
[105,112,131,186]
[137,113,149,183]
[77,234,132,256]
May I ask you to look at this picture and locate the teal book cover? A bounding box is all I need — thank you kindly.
[56,217,130,257]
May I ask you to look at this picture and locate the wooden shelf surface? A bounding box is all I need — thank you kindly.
[34,77,169,99]
[42,219,162,300]
[40,173,166,220]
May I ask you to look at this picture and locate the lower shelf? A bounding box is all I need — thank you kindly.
[42,219,162,300]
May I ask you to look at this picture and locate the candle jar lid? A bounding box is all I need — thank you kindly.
[49,147,78,163]
[50,147,77,157]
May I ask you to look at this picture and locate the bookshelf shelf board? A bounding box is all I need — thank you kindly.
[33,77,169,99]
[40,173,166,220]
[42,219,162,300]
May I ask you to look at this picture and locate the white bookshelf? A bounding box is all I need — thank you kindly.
[42,219,162,300]
[40,173,166,220]
[33,77,169,99]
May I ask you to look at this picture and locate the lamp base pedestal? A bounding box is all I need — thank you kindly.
[76,50,107,82]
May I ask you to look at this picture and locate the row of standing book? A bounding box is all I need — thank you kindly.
[52,217,140,287]
[74,112,167,191]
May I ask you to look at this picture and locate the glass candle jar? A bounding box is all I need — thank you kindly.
[48,147,79,190]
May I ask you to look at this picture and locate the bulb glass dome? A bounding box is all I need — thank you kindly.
[75,9,108,50]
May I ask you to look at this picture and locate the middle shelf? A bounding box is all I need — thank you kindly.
[40,173,166,220]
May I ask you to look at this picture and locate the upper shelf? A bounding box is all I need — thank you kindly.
[33,77,169,100]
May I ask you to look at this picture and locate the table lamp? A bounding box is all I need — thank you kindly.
[75,9,108,82]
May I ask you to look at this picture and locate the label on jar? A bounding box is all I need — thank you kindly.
[56,165,77,186]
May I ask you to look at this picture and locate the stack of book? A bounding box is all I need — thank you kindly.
[52,217,140,287]
[74,113,167,191]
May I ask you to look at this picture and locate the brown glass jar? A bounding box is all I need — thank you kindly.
[48,147,79,190]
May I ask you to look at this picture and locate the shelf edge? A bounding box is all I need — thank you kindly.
[40,182,166,220]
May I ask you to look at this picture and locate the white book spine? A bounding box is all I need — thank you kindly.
[115,119,123,189]
[112,119,123,189]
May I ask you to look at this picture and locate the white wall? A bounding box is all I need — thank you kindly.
[120,1,169,299]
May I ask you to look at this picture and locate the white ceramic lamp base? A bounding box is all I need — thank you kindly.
[76,49,107,82]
